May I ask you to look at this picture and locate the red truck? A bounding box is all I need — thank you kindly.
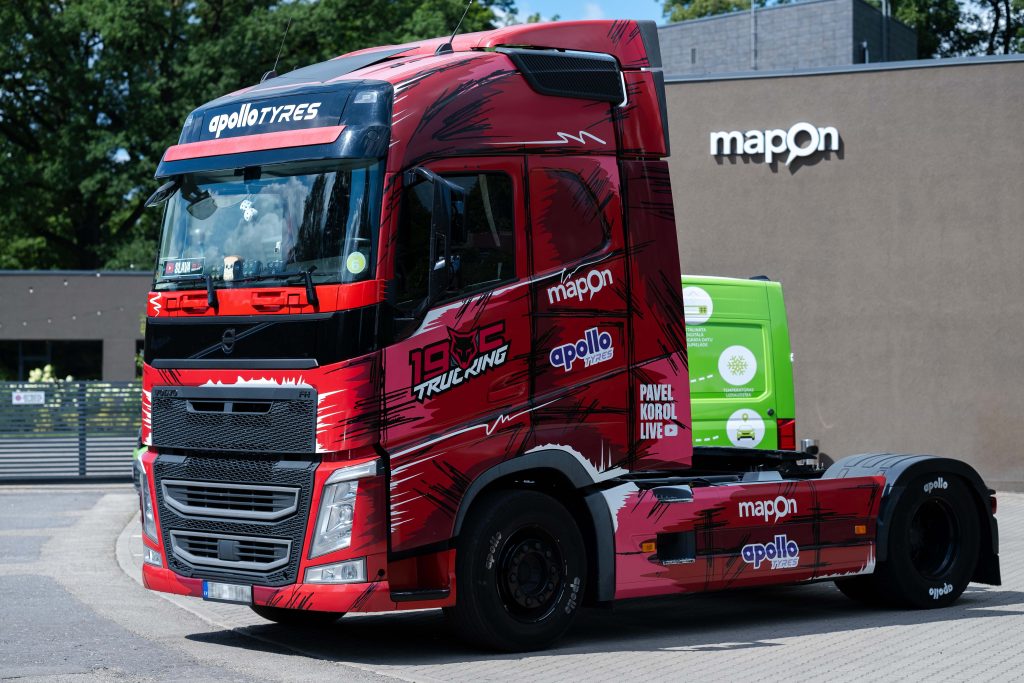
[138,20,1000,651]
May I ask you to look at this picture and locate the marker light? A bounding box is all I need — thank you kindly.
[305,558,367,584]
[310,460,377,558]
[139,467,158,542]
[143,546,163,567]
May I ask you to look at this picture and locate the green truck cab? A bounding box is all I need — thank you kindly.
[683,275,797,451]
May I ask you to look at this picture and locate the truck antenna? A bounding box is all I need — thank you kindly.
[262,16,293,82]
[436,0,474,55]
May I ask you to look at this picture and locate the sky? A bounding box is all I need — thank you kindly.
[516,0,666,24]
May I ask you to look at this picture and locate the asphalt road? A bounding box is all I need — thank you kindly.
[2,483,1023,682]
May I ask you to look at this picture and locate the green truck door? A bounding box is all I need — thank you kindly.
[683,276,782,450]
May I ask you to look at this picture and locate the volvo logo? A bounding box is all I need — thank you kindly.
[221,328,236,355]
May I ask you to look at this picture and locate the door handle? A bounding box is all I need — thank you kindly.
[252,291,286,310]
[179,293,210,312]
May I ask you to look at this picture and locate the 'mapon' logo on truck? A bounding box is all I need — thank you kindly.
[546,268,613,304]
[738,496,798,523]
[408,322,509,402]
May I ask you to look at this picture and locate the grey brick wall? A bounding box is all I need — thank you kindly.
[659,0,915,76]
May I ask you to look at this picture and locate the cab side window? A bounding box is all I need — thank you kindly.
[394,172,515,309]
[447,173,515,297]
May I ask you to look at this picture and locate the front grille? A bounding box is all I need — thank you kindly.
[170,531,291,572]
[162,480,299,521]
[154,453,317,586]
[151,386,317,454]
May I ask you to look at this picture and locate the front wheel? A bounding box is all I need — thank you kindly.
[444,490,587,652]
[250,604,344,627]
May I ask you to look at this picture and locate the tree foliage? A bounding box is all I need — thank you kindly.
[0,0,516,271]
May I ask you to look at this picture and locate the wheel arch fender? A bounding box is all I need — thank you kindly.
[823,452,1000,585]
[451,449,617,603]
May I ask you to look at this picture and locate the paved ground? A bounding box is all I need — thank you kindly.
[1,483,1023,682]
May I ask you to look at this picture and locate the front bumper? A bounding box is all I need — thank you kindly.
[142,561,405,613]
[142,562,456,612]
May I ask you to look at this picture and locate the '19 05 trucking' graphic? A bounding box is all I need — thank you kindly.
[135,20,1000,653]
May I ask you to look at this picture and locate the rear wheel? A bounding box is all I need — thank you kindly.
[837,472,979,608]
[250,604,344,626]
[444,490,586,652]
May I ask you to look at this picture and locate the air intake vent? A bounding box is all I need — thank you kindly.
[162,479,299,521]
[169,530,291,572]
[151,386,316,454]
[500,48,624,103]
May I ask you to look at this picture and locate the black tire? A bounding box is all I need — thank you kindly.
[837,472,979,609]
[250,604,344,627]
[444,489,587,652]
[835,574,886,607]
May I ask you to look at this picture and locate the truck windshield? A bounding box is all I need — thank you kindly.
[154,160,383,289]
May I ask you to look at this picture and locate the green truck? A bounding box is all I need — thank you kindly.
[683,275,800,452]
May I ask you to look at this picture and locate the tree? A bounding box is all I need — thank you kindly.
[890,0,965,57]
[0,0,516,272]
[663,0,753,23]
[959,0,1024,53]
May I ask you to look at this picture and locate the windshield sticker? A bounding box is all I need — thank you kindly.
[726,409,765,447]
[409,322,510,402]
[683,286,713,325]
[162,258,205,278]
[719,345,757,387]
[346,252,367,275]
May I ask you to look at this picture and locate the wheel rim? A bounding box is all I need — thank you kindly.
[495,525,564,623]
[907,499,958,580]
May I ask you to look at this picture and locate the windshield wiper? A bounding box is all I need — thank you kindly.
[205,273,219,311]
[291,266,319,309]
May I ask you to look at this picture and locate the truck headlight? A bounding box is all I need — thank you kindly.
[139,466,158,542]
[310,460,377,558]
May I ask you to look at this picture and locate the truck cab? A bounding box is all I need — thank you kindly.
[138,20,998,652]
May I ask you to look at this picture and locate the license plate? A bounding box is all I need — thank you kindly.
[202,580,252,604]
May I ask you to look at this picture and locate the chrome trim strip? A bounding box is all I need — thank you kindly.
[161,479,299,521]
[169,530,291,572]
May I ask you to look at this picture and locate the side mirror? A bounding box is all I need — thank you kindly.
[145,179,179,208]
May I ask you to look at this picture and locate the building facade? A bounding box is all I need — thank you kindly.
[0,271,151,381]
[659,0,917,76]
[664,55,1024,489]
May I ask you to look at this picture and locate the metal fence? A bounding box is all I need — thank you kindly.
[0,381,141,481]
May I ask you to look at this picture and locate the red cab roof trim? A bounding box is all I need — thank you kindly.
[162,125,345,162]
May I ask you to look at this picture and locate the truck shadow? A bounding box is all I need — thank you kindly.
[185,583,1024,664]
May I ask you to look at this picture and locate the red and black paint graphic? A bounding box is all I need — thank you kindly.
[408,322,510,402]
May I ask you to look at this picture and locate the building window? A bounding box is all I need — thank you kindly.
[0,340,103,381]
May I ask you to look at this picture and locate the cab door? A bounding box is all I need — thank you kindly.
[381,157,530,554]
